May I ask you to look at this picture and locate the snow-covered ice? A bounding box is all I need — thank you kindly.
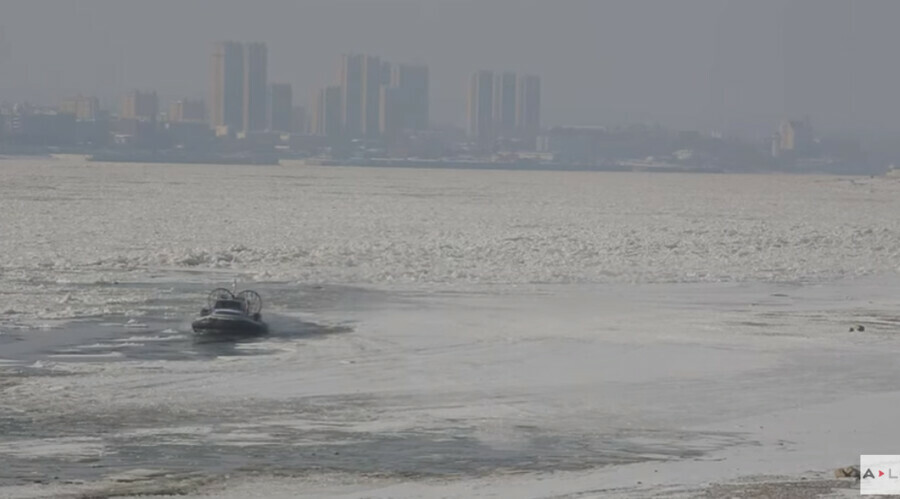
[2,158,899,324]
[1,157,900,497]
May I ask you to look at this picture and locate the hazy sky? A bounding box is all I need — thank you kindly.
[0,0,897,136]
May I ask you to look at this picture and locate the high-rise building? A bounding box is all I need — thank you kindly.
[337,54,429,139]
[59,95,100,121]
[515,74,541,142]
[779,118,813,155]
[210,41,267,133]
[340,54,364,138]
[780,121,794,152]
[340,54,389,139]
[314,85,343,139]
[121,90,158,121]
[381,61,393,86]
[268,83,293,132]
[379,85,403,137]
[391,64,429,131]
[467,70,494,146]
[169,99,205,123]
[312,90,323,136]
[492,72,517,137]
[210,41,244,131]
[243,42,268,133]
[361,55,383,138]
[292,106,307,135]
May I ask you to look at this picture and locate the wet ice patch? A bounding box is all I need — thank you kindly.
[114,334,185,343]
[76,342,145,350]
[75,343,121,350]
[205,430,281,447]
[234,341,296,354]
[0,437,104,461]
[49,352,125,359]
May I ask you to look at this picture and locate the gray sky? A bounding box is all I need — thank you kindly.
[0,0,896,136]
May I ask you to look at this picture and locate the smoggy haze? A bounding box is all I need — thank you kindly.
[0,0,896,136]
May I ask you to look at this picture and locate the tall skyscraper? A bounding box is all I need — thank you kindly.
[391,64,429,131]
[243,42,268,133]
[292,106,307,135]
[339,54,390,139]
[121,90,158,121]
[379,85,403,137]
[361,55,383,138]
[268,83,292,132]
[314,85,343,139]
[210,41,267,133]
[467,70,494,146]
[341,54,364,138]
[312,91,322,136]
[493,72,517,137]
[380,61,393,87]
[210,41,244,131]
[516,74,541,142]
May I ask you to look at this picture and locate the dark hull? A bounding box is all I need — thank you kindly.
[191,316,269,335]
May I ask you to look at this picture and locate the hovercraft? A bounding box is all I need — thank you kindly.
[192,288,268,335]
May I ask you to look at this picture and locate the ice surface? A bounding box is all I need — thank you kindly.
[2,158,900,497]
[2,279,899,497]
[2,158,900,325]
[0,437,104,460]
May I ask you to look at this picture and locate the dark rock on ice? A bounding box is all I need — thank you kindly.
[834,465,860,478]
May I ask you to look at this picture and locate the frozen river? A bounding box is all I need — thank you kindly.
[1,158,900,497]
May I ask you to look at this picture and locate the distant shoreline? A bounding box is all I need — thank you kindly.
[300,158,885,176]
[0,151,884,175]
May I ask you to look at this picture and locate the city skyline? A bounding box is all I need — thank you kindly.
[3,36,520,139]
[3,0,899,137]
[0,36,864,172]
[0,42,880,177]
